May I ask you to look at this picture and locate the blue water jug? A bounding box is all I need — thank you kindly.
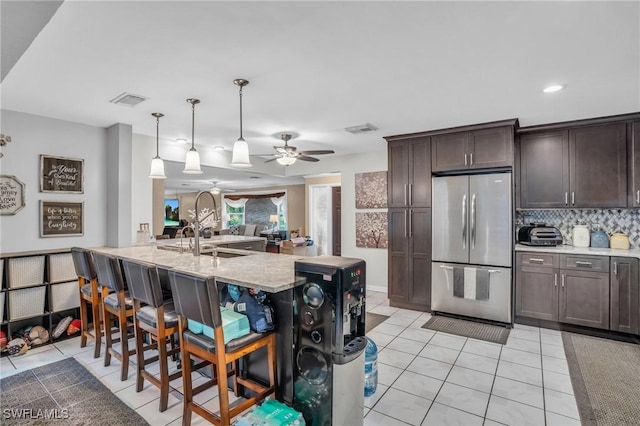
[364,337,378,397]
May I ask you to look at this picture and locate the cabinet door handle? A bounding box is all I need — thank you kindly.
[613,261,618,275]
[571,191,575,205]
[636,189,639,204]
[565,192,568,206]
[575,261,592,267]
[554,273,558,287]
[404,184,408,206]
[529,258,545,263]
[462,194,467,249]
[440,265,454,270]
[409,183,413,206]
[404,210,408,238]
[409,210,413,238]
[470,153,473,166]
[561,274,565,288]
[464,153,468,165]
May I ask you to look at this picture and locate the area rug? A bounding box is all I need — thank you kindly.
[562,332,640,426]
[421,316,510,345]
[0,357,148,425]
[365,313,389,333]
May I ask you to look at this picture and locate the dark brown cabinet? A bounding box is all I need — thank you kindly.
[388,208,431,310]
[631,122,640,207]
[516,252,610,330]
[519,122,628,209]
[432,126,513,172]
[388,138,431,208]
[610,257,639,334]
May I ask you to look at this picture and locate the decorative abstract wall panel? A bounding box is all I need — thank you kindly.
[355,171,387,209]
[355,212,388,248]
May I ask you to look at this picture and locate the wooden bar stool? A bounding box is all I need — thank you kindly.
[120,259,181,412]
[92,251,135,381]
[70,247,102,359]
[168,271,277,426]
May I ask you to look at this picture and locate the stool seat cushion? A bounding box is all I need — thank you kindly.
[183,329,269,353]
[136,301,178,328]
[80,283,105,298]
[103,291,133,310]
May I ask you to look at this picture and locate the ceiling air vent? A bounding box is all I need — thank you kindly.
[109,92,148,107]
[345,123,378,135]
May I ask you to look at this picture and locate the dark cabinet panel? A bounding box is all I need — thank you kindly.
[610,257,639,335]
[388,141,409,208]
[516,264,558,321]
[559,269,609,330]
[569,123,627,208]
[431,132,468,172]
[469,126,513,169]
[388,209,409,302]
[388,139,430,208]
[519,131,569,209]
[632,122,640,207]
[408,209,431,308]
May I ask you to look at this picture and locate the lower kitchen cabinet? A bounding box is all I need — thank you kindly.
[515,264,558,321]
[559,269,609,329]
[388,208,431,311]
[610,257,639,334]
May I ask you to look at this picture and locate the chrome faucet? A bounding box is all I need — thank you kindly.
[193,190,219,256]
[179,224,196,251]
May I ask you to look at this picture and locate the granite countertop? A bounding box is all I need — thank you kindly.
[158,235,266,245]
[92,245,306,293]
[515,244,640,259]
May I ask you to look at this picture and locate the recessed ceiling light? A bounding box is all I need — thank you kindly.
[176,138,188,145]
[213,146,225,151]
[542,84,565,94]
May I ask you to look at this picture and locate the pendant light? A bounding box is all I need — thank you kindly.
[149,112,166,179]
[183,98,203,174]
[230,79,252,167]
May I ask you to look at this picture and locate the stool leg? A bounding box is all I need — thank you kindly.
[103,309,113,367]
[119,310,131,381]
[134,321,145,393]
[180,343,193,425]
[79,279,88,348]
[158,335,169,412]
[91,287,101,358]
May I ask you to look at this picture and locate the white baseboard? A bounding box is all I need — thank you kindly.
[367,285,387,293]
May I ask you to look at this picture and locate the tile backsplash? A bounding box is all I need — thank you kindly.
[515,210,640,248]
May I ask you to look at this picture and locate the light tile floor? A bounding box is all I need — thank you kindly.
[0,290,582,426]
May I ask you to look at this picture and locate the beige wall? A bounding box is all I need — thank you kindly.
[304,174,342,236]
[152,179,165,236]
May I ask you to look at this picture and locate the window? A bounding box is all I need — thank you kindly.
[164,199,179,226]
[222,197,248,228]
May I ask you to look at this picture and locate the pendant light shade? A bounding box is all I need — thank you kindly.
[183,98,203,174]
[149,112,166,179]
[230,79,253,168]
[276,156,296,166]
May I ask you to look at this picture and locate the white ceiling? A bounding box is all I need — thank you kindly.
[2,1,639,191]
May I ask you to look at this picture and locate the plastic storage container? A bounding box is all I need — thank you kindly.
[364,337,378,397]
[572,225,590,248]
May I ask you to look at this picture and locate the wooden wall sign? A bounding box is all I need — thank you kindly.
[40,201,83,237]
[0,175,26,215]
[40,155,84,193]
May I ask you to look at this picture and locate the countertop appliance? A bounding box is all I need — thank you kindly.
[293,256,367,426]
[432,173,512,324]
[517,224,563,246]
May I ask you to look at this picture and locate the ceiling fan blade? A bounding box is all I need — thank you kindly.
[297,155,320,162]
[264,157,279,163]
[250,153,276,157]
[299,150,335,155]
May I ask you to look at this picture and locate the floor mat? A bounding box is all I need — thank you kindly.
[0,357,149,425]
[563,332,640,426]
[421,315,510,345]
[365,312,389,333]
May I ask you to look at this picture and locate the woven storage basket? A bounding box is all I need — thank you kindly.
[9,286,46,320]
[48,253,76,283]
[51,281,80,311]
[0,291,5,322]
[8,256,45,288]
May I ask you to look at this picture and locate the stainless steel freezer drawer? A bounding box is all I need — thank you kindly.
[431,262,512,323]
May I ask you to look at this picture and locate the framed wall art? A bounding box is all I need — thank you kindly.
[0,175,26,215]
[40,155,84,193]
[355,212,388,248]
[40,201,84,237]
[355,171,387,209]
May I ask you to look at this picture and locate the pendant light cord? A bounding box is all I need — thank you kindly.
[238,85,244,140]
[156,115,160,156]
[191,102,196,150]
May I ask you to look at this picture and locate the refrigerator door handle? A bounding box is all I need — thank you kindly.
[471,193,476,249]
[439,265,454,270]
[462,194,467,249]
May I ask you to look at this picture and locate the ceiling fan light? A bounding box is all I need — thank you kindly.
[210,187,221,195]
[149,157,166,179]
[231,138,252,168]
[183,148,203,174]
[276,156,297,166]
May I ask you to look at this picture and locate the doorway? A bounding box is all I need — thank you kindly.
[308,183,341,256]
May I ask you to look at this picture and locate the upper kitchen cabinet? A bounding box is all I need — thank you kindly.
[631,121,640,207]
[518,115,637,209]
[431,123,515,172]
[387,137,431,208]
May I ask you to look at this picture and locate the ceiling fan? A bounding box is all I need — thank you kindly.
[256,133,335,165]
[209,181,235,194]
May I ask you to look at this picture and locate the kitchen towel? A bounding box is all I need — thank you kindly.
[464,267,477,300]
[475,269,490,300]
[453,267,465,298]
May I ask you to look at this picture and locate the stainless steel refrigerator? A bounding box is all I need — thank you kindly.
[431,172,512,323]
